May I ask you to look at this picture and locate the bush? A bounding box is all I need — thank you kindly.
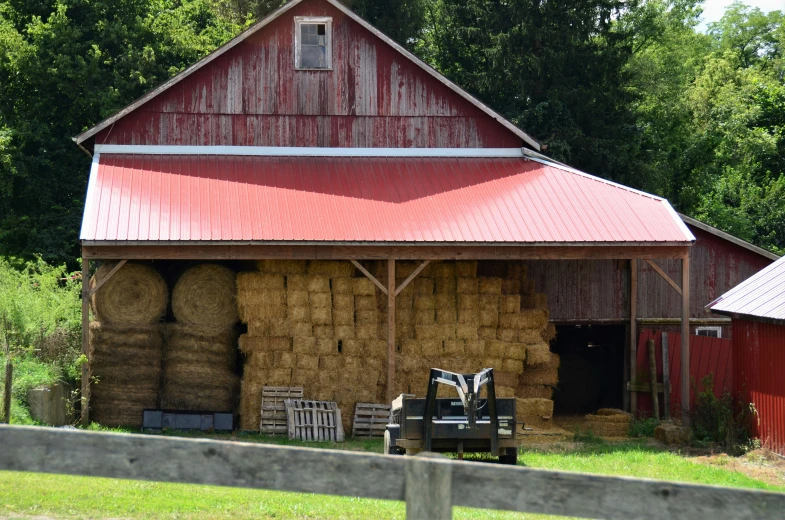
[691,374,753,453]
[630,417,659,438]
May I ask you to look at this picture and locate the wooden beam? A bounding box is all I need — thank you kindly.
[648,339,660,421]
[406,454,452,519]
[681,257,691,426]
[394,260,430,296]
[3,425,785,519]
[387,259,395,404]
[82,244,692,261]
[644,259,682,295]
[626,382,671,393]
[80,255,90,427]
[662,332,671,420]
[630,259,637,415]
[350,260,388,295]
[87,259,127,298]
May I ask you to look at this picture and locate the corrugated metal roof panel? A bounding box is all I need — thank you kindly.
[81,155,693,244]
[708,256,785,322]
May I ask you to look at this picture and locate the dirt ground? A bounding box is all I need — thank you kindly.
[684,449,785,489]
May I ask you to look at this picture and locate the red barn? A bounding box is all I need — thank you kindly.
[708,256,785,455]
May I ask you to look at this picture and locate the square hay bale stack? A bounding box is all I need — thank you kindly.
[542,323,557,343]
[457,278,478,294]
[239,380,264,430]
[501,279,521,295]
[307,276,330,293]
[434,276,457,295]
[307,260,355,278]
[296,355,320,371]
[239,336,291,355]
[366,339,387,357]
[286,275,309,292]
[246,319,289,338]
[312,325,334,339]
[502,359,525,374]
[435,306,455,325]
[237,272,285,292]
[289,321,313,337]
[333,294,354,325]
[525,342,552,366]
[478,277,503,295]
[286,289,309,308]
[353,277,377,296]
[430,262,456,279]
[344,357,364,371]
[413,278,434,296]
[316,338,338,356]
[342,339,366,357]
[497,328,517,342]
[455,261,477,278]
[355,324,378,340]
[494,370,520,388]
[364,356,384,371]
[238,299,286,323]
[356,310,378,325]
[465,339,484,357]
[458,294,479,310]
[504,342,527,361]
[319,355,343,370]
[500,295,521,314]
[334,324,355,339]
[496,386,516,398]
[256,260,308,275]
[517,398,554,428]
[519,367,558,386]
[273,351,296,368]
[414,295,436,311]
[516,385,554,399]
[355,295,377,312]
[518,329,543,344]
[443,339,465,356]
[246,351,273,371]
[456,323,478,340]
[478,327,497,340]
[484,340,507,358]
[332,277,353,295]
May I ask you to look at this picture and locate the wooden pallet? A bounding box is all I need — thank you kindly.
[285,399,345,442]
[260,386,303,434]
[352,403,391,438]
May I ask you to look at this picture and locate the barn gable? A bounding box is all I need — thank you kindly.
[77,0,537,149]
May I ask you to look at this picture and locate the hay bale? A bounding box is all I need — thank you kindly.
[334,325,355,339]
[457,278,478,294]
[542,322,557,343]
[161,383,236,411]
[494,371,520,387]
[435,307,456,324]
[247,319,289,337]
[309,293,332,309]
[255,260,307,274]
[521,367,558,386]
[287,307,310,324]
[587,409,633,423]
[497,328,517,342]
[413,278,434,296]
[457,294,479,310]
[356,310,377,325]
[479,308,499,327]
[478,327,497,340]
[366,339,387,357]
[164,361,239,388]
[500,295,521,314]
[90,364,163,386]
[518,329,542,344]
[297,354,320,370]
[239,380,263,430]
[521,293,548,310]
[434,277,457,295]
[310,306,332,325]
[465,339,483,357]
[364,357,384,371]
[518,398,554,418]
[525,343,552,366]
[502,359,524,374]
[434,294,456,308]
[246,352,273,371]
[496,386,516,398]
[238,336,290,354]
[401,340,420,356]
[484,340,506,358]
[415,310,436,326]
[443,339,465,356]
[484,358,503,369]
[286,290,309,307]
[289,322,313,337]
[237,272,285,291]
[344,357,363,371]
[267,368,293,385]
[91,262,168,326]
[273,351,296,368]
[456,324,478,340]
[516,385,553,399]
[238,302,286,322]
[355,295,376,311]
[355,324,377,340]
[319,356,343,370]
[315,338,337,355]
[342,339,365,356]
[399,356,423,373]
[307,276,330,293]
[333,293,354,311]
[313,325,334,339]
[455,261,477,278]
[332,277,353,294]
[479,278,502,295]
[519,309,548,329]
[286,275,308,292]
[654,423,692,445]
[504,343,527,361]
[353,278,376,295]
[307,260,355,278]
[90,383,158,402]
[414,295,435,311]
[415,325,440,340]
[431,262,456,278]
[501,279,521,295]
[172,264,238,330]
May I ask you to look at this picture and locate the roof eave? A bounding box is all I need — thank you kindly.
[680,213,780,261]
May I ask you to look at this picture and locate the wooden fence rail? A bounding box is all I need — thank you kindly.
[1,425,784,519]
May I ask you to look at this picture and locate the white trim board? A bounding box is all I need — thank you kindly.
[73,0,540,151]
[93,145,526,158]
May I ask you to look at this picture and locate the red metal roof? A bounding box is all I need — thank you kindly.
[708,256,785,322]
[81,154,693,244]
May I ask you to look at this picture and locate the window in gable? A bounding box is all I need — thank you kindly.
[295,17,332,70]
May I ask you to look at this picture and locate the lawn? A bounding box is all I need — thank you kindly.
[1,432,783,520]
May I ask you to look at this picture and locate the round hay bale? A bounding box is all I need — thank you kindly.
[91,364,162,385]
[164,361,239,388]
[90,383,159,402]
[165,324,236,355]
[172,264,238,330]
[91,263,167,326]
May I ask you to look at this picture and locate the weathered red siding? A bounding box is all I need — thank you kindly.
[523,226,773,323]
[94,0,521,148]
[732,319,785,455]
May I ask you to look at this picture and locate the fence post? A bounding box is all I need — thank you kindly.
[405,453,452,520]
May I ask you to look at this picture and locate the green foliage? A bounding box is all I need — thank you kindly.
[630,416,659,438]
[691,374,753,453]
[573,427,607,444]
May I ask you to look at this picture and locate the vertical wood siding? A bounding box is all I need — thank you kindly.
[94,0,521,148]
[523,226,773,322]
[732,319,785,455]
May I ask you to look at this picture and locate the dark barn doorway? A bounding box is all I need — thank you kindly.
[551,324,625,415]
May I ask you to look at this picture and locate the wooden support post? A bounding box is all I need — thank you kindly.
[662,332,671,419]
[681,257,690,426]
[630,259,637,416]
[405,454,452,520]
[81,255,90,427]
[387,259,396,404]
[648,339,660,421]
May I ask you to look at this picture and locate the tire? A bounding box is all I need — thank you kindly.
[499,447,518,465]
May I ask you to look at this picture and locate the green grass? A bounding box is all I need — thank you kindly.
[1,433,783,519]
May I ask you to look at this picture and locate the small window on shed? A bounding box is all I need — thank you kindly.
[695,326,722,338]
[295,17,332,70]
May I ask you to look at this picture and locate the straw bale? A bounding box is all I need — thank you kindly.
[494,371,520,388]
[360,371,380,388]
[342,339,365,356]
[479,293,500,308]
[297,354,320,370]
[333,324,355,339]
[165,361,239,387]
[415,310,436,326]
[238,303,286,322]
[415,325,440,340]
[457,278,478,294]
[443,339,465,356]
[267,368,293,385]
[355,295,376,311]
[503,342,527,361]
[310,306,332,325]
[286,289,309,307]
[366,340,387,357]
[247,319,288,337]
[285,306,308,324]
[288,322,312,337]
[318,355,342,371]
[399,356,423,373]
[586,421,630,437]
[464,340,483,357]
[91,407,151,428]
[172,264,238,330]
[458,294,479,310]
[521,293,548,310]
[290,369,318,389]
[309,293,332,309]
[434,294,455,309]
[164,323,236,351]
[238,336,290,355]
[239,379,263,428]
[273,351,296,368]
[161,383,235,411]
[441,324,457,339]
[457,308,480,326]
[353,277,376,296]
[518,398,553,418]
[396,323,414,342]
[455,261,477,278]
[411,277,433,296]
[500,295,521,314]
[333,293,354,311]
[401,340,420,356]
[355,324,377,340]
[237,272,285,291]
[496,328,517,342]
[355,310,377,325]
[255,260,307,275]
[344,357,363,371]
[518,309,548,329]
[286,275,308,292]
[520,367,558,386]
[307,260,355,278]
[246,352,274,371]
[307,276,330,293]
[525,342,552,366]
[478,327,497,340]
[421,339,442,355]
[484,358,503,370]
[364,357,384,371]
[542,323,557,343]
[516,385,553,399]
[496,386,516,398]
[414,295,436,311]
[91,262,168,326]
[313,338,335,355]
[501,279,521,295]
[479,278,503,295]
[479,308,499,327]
[435,307,455,324]
[502,358,525,375]
[89,321,164,348]
[333,309,355,327]
[456,324,478,340]
[91,383,158,402]
[396,307,414,324]
[498,313,523,330]
[313,325,334,339]
[588,409,632,423]
[483,340,506,358]
[434,277,457,295]
[654,423,692,445]
[518,329,542,344]
[331,277,352,295]
[91,365,162,385]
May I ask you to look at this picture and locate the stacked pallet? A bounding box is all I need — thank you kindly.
[238,261,386,432]
[89,262,168,427]
[162,264,240,412]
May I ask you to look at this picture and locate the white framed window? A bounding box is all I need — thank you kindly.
[294,17,332,70]
[695,326,722,338]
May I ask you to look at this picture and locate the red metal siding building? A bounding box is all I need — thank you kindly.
[709,257,785,455]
